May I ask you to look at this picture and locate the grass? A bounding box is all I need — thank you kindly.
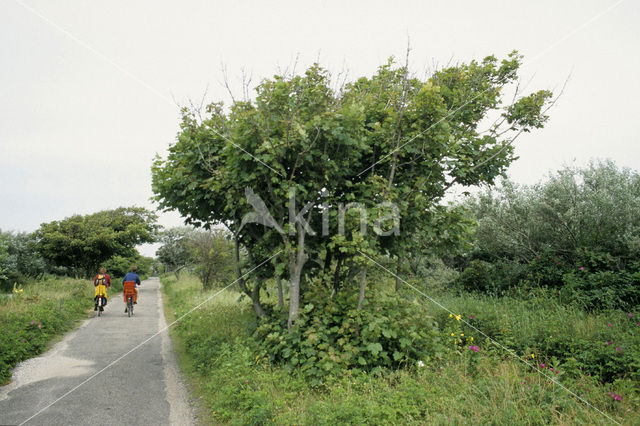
[162,273,640,425]
[0,276,99,384]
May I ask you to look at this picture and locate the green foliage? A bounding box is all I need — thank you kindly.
[467,161,640,264]
[161,274,639,424]
[155,227,193,274]
[460,161,640,310]
[255,288,442,385]
[103,253,153,282]
[36,207,158,277]
[156,227,234,289]
[0,231,46,291]
[187,229,234,289]
[152,52,554,325]
[0,276,93,384]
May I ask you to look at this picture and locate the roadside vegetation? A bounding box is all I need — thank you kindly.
[161,273,639,424]
[0,277,93,384]
[151,53,639,424]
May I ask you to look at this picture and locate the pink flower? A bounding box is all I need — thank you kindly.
[607,323,612,327]
[579,266,584,271]
[628,313,633,318]
[606,341,613,345]
[615,347,622,352]
[469,345,480,353]
[469,315,475,319]
[608,392,622,401]
[37,324,42,329]
[21,339,26,343]
[535,256,540,260]
[245,379,249,383]
[539,363,546,368]
[30,321,36,325]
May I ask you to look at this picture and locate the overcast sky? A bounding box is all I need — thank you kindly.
[1,0,638,256]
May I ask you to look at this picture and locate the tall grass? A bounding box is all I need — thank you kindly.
[0,276,95,384]
[162,274,639,424]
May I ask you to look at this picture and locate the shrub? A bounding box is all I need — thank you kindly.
[254,289,443,385]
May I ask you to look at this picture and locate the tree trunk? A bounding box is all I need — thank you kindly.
[277,276,285,308]
[395,256,402,292]
[234,234,267,318]
[288,223,308,331]
[250,285,266,318]
[357,266,368,310]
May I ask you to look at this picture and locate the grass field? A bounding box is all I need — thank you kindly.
[161,274,639,425]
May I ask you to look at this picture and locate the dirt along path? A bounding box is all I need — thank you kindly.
[0,277,195,426]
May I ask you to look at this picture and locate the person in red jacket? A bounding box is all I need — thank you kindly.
[93,267,111,311]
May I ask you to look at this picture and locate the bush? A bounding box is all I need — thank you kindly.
[254,289,443,385]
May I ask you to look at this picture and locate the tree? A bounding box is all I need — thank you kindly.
[156,227,195,277]
[152,52,554,328]
[467,160,640,264]
[0,231,47,291]
[37,207,158,277]
[187,229,234,290]
[104,253,154,279]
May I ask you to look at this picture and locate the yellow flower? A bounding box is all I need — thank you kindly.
[450,332,455,337]
[470,337,474,341]
[531,354,535,358]
[455,315,461,321]
[460,333,464,337]
[449,314,453,318]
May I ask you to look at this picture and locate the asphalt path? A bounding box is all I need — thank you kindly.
[0,277,194,426]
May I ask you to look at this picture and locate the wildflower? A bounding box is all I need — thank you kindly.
[531,354,535,359]
[469,315,474,319]
[615,347,622,352]
[37,324,42,329]
[540,363,546,368]
[450,333,455,337]
[469,345,479,353]
[449,314,453,318]
[455,315,461,321]
[579,266,585,271]
[607,323,612,327]
[30,321,36,325]
[628,313,633,318]
[21,339,25,343]
[245,379,249,384]
[417,360,425,368]
[606,341,613,345]
[535,256,540,260]
[608,392,623,402]
[470,337,474,341]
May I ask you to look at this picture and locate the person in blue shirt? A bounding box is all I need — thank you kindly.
[122,266,141,313]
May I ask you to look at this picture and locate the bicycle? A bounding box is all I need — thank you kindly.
[94,284,108,317]
[123,281,137,317]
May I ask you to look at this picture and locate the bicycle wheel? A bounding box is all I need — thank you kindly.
[97,298,102,317]
[128,300,132,317]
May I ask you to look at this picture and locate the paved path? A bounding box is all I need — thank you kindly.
[0,277,194,426]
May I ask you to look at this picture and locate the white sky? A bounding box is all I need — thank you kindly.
[1,0,638,257]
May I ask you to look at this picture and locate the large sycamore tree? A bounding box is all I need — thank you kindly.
[152,52,554,329]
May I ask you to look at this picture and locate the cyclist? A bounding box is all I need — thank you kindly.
[123,266,141,313]
[93,267,111,311]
